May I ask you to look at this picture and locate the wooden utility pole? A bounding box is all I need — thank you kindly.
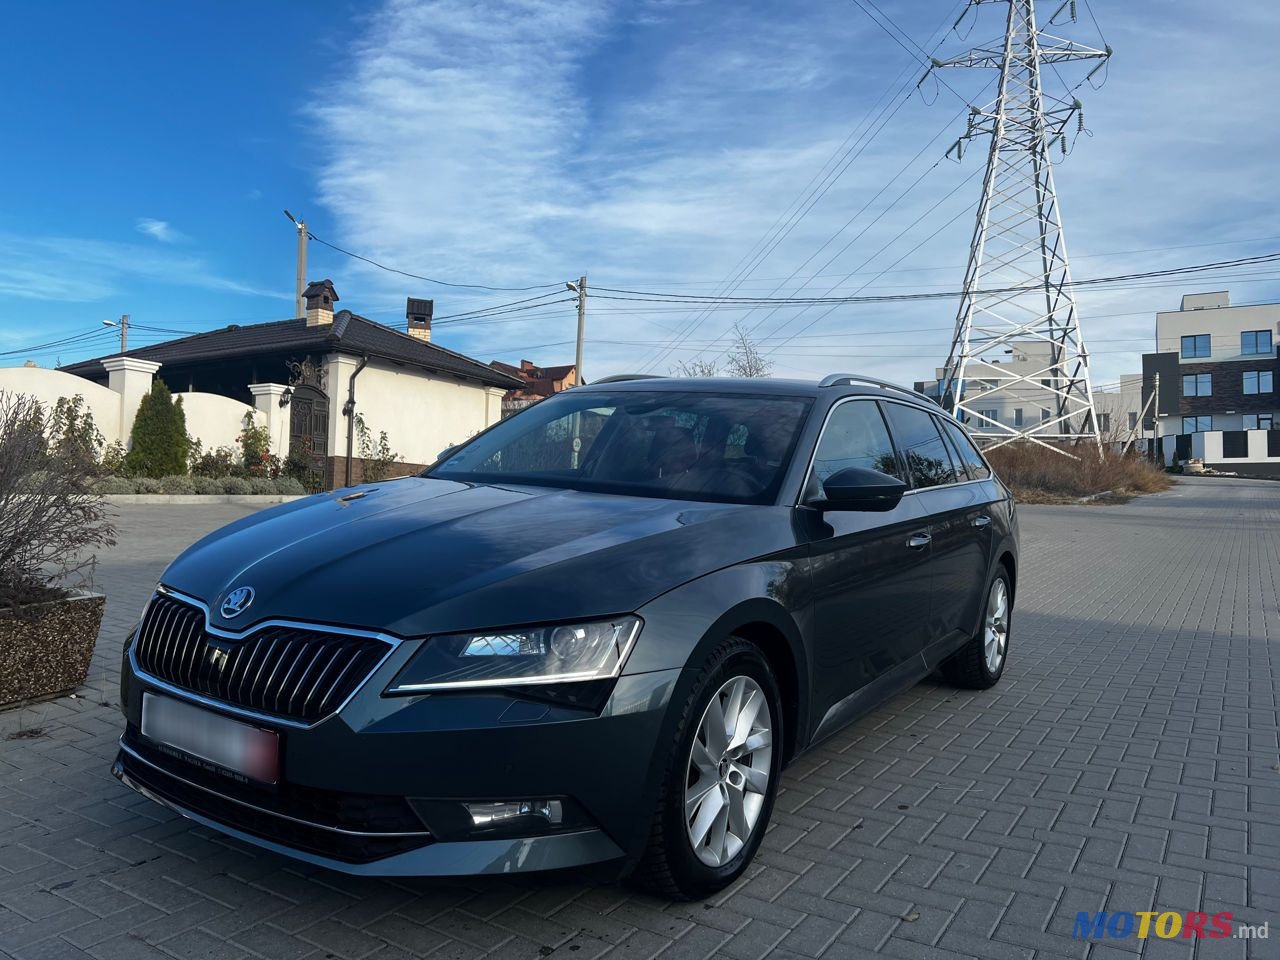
[285,210,307,317]
[573,275,587,386]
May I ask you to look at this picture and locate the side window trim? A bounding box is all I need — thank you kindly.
[934,415,973,482]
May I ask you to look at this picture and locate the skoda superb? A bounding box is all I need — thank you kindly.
[113,374,1017,899]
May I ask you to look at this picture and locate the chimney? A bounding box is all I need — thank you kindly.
[303,279,339,327]
[406,297,433,342]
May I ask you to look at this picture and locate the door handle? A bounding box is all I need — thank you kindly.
[906,532,931,550]
[972,515,992,528]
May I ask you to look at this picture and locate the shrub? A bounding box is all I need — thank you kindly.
[191,445,240,478]
[985,443,1171,503]
[0,391,116,609]
[222,476,253,495]
[100,440,128,477]
[191,476,224,495]
[274,476,305,495]
[94,476,137,495]
[125,381,188,478]
[133,477,163,494]
[354,413,403,482]
[48,395,105,467]
[248,476,276,495]
[159,474,195,495]
[238,412,279,478]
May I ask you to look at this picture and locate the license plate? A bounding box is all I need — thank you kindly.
[141,694,279,784]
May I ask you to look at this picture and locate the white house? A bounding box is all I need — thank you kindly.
[10,281,521,488]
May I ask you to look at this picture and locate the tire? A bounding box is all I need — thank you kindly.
[940,567,1012,690]
[632,638,783,900]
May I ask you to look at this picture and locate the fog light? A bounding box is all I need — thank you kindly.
[464,800,563,827]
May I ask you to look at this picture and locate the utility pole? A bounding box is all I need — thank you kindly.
[284,210,307,318]
[929,0,1111,455]
[102,314,128,352]
[1152,372,1161,462]
[569,275,587,386]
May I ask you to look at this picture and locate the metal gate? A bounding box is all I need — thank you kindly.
[288,384,329,492]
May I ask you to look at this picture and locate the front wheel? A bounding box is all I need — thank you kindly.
[632,639,782,900]
[940,568,1012,689]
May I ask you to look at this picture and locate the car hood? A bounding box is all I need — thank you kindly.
[162,477,796,637]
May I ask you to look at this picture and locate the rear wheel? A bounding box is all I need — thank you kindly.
[633,639,782,900]
[940,569,1011,689]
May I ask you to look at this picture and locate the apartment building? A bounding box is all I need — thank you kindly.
[916,340,1141,439]
[1142,292,1279,437]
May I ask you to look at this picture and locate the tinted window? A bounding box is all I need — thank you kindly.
[881,402,959,488]
[812,401,903,483]
[935,415,991,480]
[430,390,812,505]
[1180,334,1210,359]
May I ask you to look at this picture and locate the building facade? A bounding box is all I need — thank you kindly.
[1142,292,1279,436]
[916,340,1142,442]
[489,359,578,416]
[6,283,522,489]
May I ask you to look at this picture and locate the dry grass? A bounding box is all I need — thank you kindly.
[984,443,1172,504]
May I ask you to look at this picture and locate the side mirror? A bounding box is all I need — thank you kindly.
[813,467,906,512]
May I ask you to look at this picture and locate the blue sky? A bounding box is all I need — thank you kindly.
[3,0,1278,388]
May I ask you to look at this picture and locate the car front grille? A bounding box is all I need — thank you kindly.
[133,592,392,724]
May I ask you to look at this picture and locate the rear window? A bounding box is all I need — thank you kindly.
[881,402,959,488]
[935,415,991,480]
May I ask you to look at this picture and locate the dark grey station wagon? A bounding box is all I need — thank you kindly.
[114,374,1018,899]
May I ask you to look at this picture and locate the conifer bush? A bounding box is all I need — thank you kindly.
[125,381,189,478]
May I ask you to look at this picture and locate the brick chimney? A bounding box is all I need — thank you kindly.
[406,297,433,342]
[303,279,339,327]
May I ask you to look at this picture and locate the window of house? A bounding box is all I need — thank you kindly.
[1182,373,1211,397]
[976,409,999,424]
[1243,414,1274,430]
[1040,378,1052,388]
[1128,412,1139,430]
[1243,370,1274,394]
[1098,413,1111,433]
[881,402,959,489]
[1182,416,1212,433]
[1180,334,1211,359]
[1041,408,1051,423]
[1014,408,1024,426]
[1241,330,1273,355]
[811,400,903,483]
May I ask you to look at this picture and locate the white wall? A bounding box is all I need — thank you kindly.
[0,366,123,441]
[330,357,506,466]
[178,391,264,453]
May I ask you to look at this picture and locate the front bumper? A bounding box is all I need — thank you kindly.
[116,644,682,877]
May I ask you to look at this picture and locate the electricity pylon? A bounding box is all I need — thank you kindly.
[931,0,1110,452]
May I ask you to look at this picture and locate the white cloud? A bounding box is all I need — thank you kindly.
[135,218,187,244]
[307,0,1280,388]
[0,233,289,303]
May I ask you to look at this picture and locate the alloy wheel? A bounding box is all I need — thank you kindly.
[984,578,1009,673]
[683,675,773,867]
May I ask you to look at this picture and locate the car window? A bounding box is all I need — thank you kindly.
[881,402,959,488]
[934,415,991,480]
[430,390,812,505]
[811,400,903,483]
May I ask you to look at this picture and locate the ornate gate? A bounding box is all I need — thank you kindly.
[286,358,329,492]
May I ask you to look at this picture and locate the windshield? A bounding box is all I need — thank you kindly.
[428,390,812,505]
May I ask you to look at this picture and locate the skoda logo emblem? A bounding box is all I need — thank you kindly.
[220,586,255,619]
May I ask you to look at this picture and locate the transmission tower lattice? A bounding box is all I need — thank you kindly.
[932,0,1110,452]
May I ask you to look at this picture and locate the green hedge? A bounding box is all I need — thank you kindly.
[93,476,309,496]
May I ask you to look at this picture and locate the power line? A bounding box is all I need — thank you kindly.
[305,231,562,292]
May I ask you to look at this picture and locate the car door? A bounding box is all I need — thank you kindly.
[800,398,934,729]
[880,401,991,654]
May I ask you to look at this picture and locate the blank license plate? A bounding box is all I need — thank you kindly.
[142,694,279,784]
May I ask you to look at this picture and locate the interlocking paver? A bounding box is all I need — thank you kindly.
[1,478,1277,958]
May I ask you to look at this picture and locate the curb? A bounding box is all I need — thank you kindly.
[102,494,310,505]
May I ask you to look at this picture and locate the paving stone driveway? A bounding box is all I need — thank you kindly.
[1,477,1277,960]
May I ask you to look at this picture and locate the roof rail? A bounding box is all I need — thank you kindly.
[589,374,666,384]
[819,373,934,403]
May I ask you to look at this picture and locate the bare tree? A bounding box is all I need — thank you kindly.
[672,324,773,378]
[0,392,116,609]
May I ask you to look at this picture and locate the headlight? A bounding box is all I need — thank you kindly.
[386,616,642,693]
